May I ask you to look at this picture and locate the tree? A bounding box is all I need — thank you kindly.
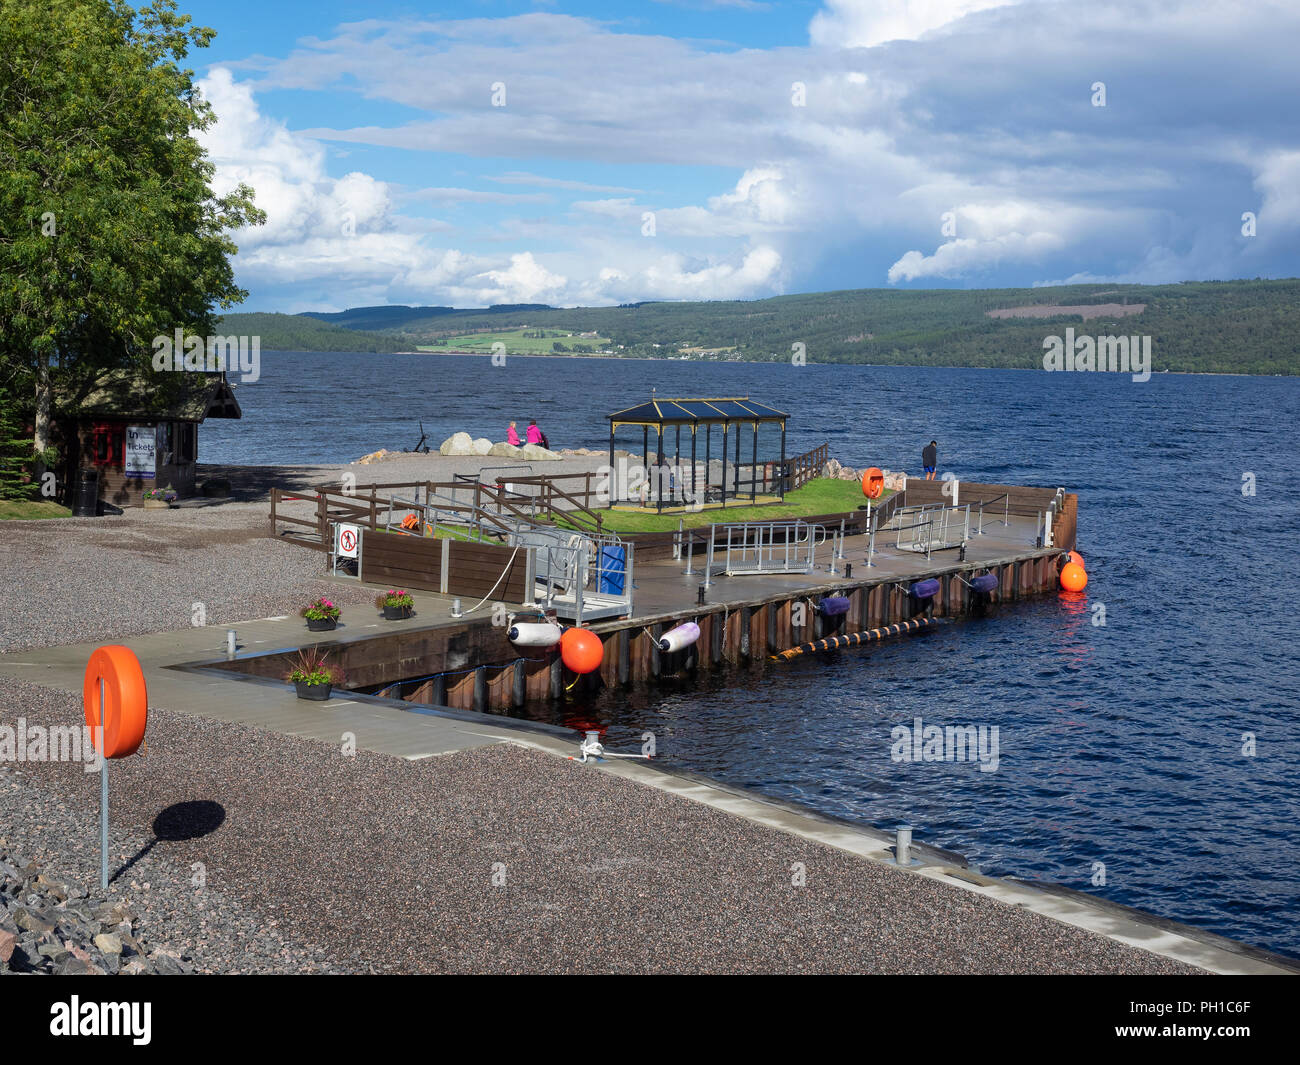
[0,0,264,479]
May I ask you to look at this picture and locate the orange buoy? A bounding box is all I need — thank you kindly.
[860,467,885,499]
[1067,550,1085,569]
[1059,562,1088,593]
[560,627,604,674]
[83,645,148,758]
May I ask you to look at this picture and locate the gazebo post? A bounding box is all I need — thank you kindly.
[720,423,728,507]
[642,425,649,505]
[608,424,615,505]
[674,425,681,506]
[656,424,664,513]
[779,421,787,499]
[733,423,741,498]
[690,425,697,508]
[750,420,758,501]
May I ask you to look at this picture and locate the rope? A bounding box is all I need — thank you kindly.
[457,543,523,615]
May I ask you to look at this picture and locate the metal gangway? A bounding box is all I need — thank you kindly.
[506,526,634,623]
[702,519,827,579]
[885,502,971,559]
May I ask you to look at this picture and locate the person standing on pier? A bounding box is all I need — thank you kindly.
[922,440,938,480]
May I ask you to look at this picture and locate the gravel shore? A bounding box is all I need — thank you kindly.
[0,500,376,654]
[0,675,1202,975]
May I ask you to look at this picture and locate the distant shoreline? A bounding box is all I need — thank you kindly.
[259,348,1295,379]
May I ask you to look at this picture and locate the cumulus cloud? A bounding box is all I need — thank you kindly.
[199,1,1300,307]
[810,0,1024,48]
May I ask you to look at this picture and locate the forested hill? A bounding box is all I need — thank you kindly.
[219,279,1300,375]
[212,312,417,353]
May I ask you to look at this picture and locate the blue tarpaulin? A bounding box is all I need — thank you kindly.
[598,545,626,595]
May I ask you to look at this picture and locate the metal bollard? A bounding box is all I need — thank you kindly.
[226,629,237,658]
[895,826,912,866]
[451,598,462,618]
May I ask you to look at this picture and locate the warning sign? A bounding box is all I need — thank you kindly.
[337,523,359,558]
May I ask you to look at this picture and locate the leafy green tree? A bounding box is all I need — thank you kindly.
[0,0,264,473]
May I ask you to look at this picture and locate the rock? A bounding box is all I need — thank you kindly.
[487,442,523,458]
[355,449,390,465]
[54,956,96,975]
[13,908,53,934]
[438,432,474,456]
[821,459,842,478]
[471,437,493,456]
[121,957,151,975]
[94,932,123,955]
[150,951,186,976]
[519,443,562,461]
[0,928,16,964]
[38,942,70,964]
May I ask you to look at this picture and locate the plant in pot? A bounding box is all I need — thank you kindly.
[376,589,414,620]
[142,486,177,509]
[301,597,342,632]
[285,649,345,701]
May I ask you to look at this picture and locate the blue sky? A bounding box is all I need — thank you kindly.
[182,0,1300,312]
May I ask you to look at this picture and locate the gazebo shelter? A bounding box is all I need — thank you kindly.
[606,395,788,512]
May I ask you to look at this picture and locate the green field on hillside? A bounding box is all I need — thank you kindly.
[420,328,614,355]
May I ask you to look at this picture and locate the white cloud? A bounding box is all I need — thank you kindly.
[810,0,1023,48]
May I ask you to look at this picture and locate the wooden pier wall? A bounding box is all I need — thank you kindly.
[358,547,1068,715]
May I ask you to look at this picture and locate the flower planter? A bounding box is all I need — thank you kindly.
[294,681,332,701]
[142,499,169,510]
[382,605,413,621]
[306,617,337,632]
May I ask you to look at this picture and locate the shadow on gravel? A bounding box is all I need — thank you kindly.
[113,800,227,884]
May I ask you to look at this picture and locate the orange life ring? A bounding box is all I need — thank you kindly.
[83,645,148,758]
[861,467,885,499]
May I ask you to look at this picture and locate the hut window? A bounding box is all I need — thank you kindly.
[90,423,123,466]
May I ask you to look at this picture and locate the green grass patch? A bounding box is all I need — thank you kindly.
[557,478,883,534]
[420,328,613,355]
[0,499,72,520]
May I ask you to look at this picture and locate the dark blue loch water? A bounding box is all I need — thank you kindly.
[205,352,1300,958]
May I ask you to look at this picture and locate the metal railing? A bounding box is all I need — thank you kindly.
[887,503,971,560]
[703,520,827,581]
[506,527,633,623]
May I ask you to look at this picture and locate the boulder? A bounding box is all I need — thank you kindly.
[471,437,493,456]
[519,443,562,461]
[821,459,842,478]
[355,449,389,466]
[439,432,474,456]
[487,442,524,458]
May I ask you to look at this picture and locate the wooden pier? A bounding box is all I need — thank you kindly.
[247,477,1078,716]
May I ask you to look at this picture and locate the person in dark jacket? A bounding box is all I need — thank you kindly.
[922,440,938,480]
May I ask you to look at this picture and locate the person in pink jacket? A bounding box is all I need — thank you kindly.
[526,420,543,445]
[507,421,520,446]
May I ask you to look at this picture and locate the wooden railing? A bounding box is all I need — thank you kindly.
[780,443,829,492]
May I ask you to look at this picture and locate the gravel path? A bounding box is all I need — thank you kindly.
[0,675,1203,974]
[0,501,376,653]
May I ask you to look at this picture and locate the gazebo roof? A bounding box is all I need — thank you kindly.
[608,396,787,428]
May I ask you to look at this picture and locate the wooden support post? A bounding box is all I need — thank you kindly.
[549,655,563,699]
[511,661,526,708]
[650,624,663,679]
[432,674,447,706]
[618,629,631,685]
[473,666,487,712]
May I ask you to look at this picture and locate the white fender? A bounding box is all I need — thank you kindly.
[658,621,700,654]
[508,621,563,647]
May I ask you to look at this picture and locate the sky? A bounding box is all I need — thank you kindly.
[179,0,1300,312]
